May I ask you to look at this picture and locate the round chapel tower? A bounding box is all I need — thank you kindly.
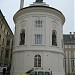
[11,0,65,75]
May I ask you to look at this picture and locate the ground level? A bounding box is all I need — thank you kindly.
[66,73,75,75]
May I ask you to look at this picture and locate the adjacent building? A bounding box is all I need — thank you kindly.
[0,10,13,68]
[63,32,75,75]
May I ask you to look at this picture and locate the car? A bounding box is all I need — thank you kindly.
[29,70,51,75]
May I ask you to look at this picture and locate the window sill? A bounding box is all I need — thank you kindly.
[17,44,27,47]
[51,45,59,48]
[31,44,45,46]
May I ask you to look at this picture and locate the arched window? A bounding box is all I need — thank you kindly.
[52,30,57,46]
[20,29,25,45]
[35,20,43,28]
[34,55,41,67]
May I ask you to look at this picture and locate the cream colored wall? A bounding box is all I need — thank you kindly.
[12,5,65,75]
[14,13,63,53]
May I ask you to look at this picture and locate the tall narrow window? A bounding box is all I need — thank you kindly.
[6,40,10,46]
[1,50,3,60]
[2,38,4,45]
[64,60,66,72]
[34,55,41,67]
[35,34,42,44]
[71,60,74,72]
[7,32,8,35]
[71,51,74,58]
[0,20,3,28]
[35,20,43,28]
[5,50,9,58]
[0,35,1,46]
[20,29,25,45]
[4,28,6,33]
[52,30,57,46]
[0,35,1,41]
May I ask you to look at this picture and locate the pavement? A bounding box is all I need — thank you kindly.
[0,74,2,75]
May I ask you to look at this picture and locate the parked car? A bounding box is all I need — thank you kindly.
[29,70,51,75]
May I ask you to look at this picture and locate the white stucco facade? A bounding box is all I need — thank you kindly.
[11,2,65,75]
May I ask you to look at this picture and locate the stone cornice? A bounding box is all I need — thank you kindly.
[13,6,65,25]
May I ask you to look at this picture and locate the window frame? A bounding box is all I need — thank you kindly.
[34,20,43,28]
[35,34,42,44]
[71,59,74,72]
[34,55,41,67]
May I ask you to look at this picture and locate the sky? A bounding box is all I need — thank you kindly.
[0,0,75,34]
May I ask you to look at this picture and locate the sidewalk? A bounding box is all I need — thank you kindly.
[0,74,2,75]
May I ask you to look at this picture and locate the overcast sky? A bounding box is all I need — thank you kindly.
[0,0,75,34]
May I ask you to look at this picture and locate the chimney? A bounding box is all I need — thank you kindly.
[70,32,72,38]
[20,0,24,9]
[73,32,75,38]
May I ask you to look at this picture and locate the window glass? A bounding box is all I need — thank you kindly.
[30,72,35,75]
[71,51,74,58]
[1,50,3,60]
[35,71,37,75]
[35,34,42,44]
[5,50,9,57]
[4,28,6,33]
[45,72,50,75]
[0,35,1,41]
[34,55,41,67]
[64,59,66,72]
[0,20,3,28]
[38,71,44,75]
[6,40,10,46]
[35,20,43,28]
[2,38,4,45]
[71,60,74,72]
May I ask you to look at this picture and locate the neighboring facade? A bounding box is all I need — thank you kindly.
[11,1,65,75]
[63,32,75,75]
[0,10,13,67]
